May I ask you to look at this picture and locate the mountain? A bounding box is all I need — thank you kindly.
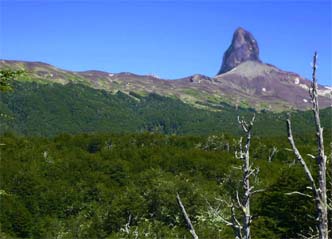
[217,27,261,74]
[0,28,331,111]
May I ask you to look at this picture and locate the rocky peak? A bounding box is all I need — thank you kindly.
[217,27,261,75]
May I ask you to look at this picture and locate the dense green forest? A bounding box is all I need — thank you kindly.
[0,80,331,238]
[1,132,330,238]
[0,81,331,137]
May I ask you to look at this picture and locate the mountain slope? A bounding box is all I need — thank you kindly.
[1,58,331,111]
[1,80,331,137]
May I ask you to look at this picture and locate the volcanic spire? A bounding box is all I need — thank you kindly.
[217,27,261,75]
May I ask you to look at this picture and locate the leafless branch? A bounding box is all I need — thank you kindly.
[124,214,132,234]
[307,154,316,159]
[236,191,245,212]
[286,117,318,196]
[285,191,313,198]
[268,146,278,162]
[176,193,199,239]
[231,205,243,239]
[237,114,255,134]
[251,189,265,195]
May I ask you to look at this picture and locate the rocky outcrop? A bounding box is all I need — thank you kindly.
[217,27,261,74]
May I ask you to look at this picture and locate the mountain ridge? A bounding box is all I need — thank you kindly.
[1,58,331,112]
[1,28,331,111]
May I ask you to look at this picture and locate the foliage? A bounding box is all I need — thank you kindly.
[0,132,330,238]
[0,79,331,238]
[0,69,24,92]
[0,81,331,137]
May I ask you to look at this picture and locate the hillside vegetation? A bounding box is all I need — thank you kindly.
[1,132,329,238]
[1,81,331,137]
[1,78,331,239]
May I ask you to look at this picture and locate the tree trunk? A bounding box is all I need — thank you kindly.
[176,193,199,239]
[243,131,251,239]
[310,52,328,239]
[286,52,328,239]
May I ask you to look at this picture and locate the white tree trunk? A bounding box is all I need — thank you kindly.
[176,193,199,239]
[286,52,328,239]
[237,115,256,239]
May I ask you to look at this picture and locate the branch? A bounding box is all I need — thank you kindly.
[238,116,249,133]
[268,146,278,162]
[285,191,313,198]
[286,117,318,197]
[237,114,255,134]
[176,193,199,239]
[124,214,132,234]
[231,205,243,239]
[236,191,245,212]
[251,189,265,195]
[217,198,243,239]
[244,168,256,181]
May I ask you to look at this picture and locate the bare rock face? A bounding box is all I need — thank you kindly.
[217,27,261,75]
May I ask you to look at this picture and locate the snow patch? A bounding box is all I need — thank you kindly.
[294,77,300,84]
[148,74,160,79]
[303,99,308,103]
[318,87,332,96]
[108,73,114,77]
[299,83,309,90]
[228,67,237,73]
[262,87,266,92]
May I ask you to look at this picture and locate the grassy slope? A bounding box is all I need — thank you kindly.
[1,81,331,137]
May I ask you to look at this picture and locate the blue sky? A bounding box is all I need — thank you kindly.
[0,0,331,85]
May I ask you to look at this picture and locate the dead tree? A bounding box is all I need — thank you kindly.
[176,193,199,239]
[286,52,328,239]
[219,114,262,239]
[234,114,256,239]
[268,146,278,163]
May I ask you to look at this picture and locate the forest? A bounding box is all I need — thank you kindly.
[1,80,331,137]
[1,131,330,239]
[0,69,331,239]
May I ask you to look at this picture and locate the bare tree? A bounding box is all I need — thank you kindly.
[234,114,257,239]
[176,193,199,239]
[176,115,258,239]
[216,114,264,239]
[286,52,329,239]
